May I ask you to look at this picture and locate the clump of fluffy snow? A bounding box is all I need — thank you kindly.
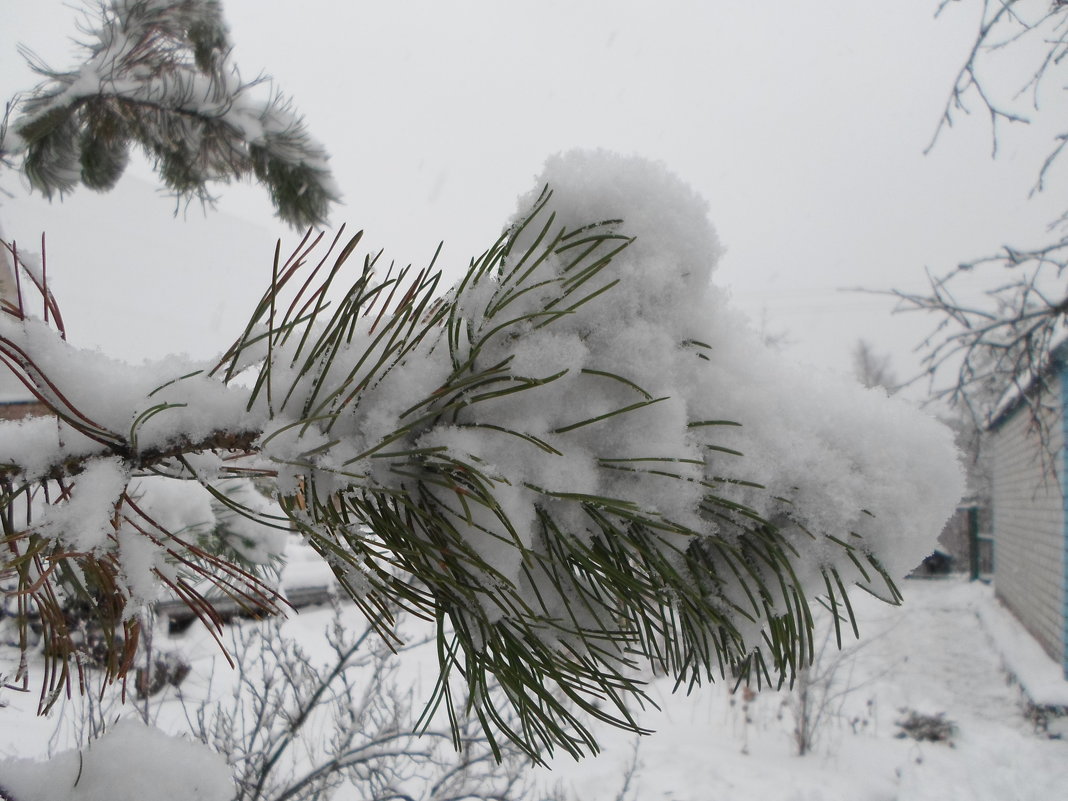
[34,457,129,553]
[351,149,961,633]
[509,149,722,337]
[0,719,233,801]
[485,149,964,590]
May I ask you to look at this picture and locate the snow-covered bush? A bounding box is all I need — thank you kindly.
[0,149,964,757]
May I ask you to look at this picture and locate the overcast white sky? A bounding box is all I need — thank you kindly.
[2,0,1064,399]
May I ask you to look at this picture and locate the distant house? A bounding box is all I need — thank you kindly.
[0,341,44,420]
[0,390,44,421]
[987,342,1068,681]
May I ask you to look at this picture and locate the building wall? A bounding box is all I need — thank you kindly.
[989,379,1066,669]
[0,401,47,422]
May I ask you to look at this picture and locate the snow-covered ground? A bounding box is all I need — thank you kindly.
[538,577,1068,801]
[2,575,1067,800]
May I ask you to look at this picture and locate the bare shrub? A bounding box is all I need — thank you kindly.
[178,602,559,801]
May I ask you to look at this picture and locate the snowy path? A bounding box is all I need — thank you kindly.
[850,581,1067,801]
[538,578,1068,801]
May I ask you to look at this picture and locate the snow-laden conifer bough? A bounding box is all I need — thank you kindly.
[0,0,339,229]
[0,150,964,762]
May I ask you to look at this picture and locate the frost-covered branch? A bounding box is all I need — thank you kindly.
[0,152,963,758]
[888,238,1068,424]
[181,611,542,801]
[1,0,339,228]
[929,0,1068,163]
[903,1,1068,433]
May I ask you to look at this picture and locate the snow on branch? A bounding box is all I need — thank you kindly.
[2,0,339,228]
[0,151,964,758]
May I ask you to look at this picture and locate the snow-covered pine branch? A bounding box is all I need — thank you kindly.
[1,0,339,228]
[0,151,964,759]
